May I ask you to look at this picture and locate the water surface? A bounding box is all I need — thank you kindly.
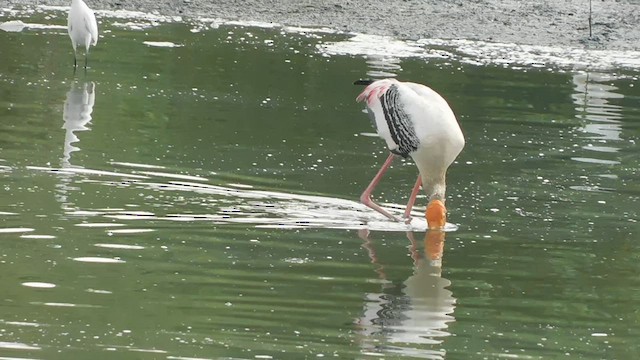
[0,6,639,359]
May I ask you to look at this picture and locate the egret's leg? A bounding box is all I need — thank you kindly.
[72,51,78,75]
[84,48,89,69]
[360,153,401,222]
[403,175,422,222]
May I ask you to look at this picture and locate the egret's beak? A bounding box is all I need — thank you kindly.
[426,200,447,230]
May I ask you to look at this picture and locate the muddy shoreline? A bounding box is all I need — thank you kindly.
[2,0,640,51]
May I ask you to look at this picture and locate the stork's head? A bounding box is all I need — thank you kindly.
[426,200,446,230]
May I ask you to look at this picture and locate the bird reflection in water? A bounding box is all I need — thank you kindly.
[56,80,96,207]
[357,229,455,358]
[571,72,624,163]
[62,80,95,168]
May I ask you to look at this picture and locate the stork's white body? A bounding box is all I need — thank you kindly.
[67,0,98,67]
[356,78,465,222]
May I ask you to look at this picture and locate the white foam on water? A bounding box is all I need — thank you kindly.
[425,38,640,70]
[0,20,25,32]
[143,41,183,48]
[322,34,640,71]
[75,223,127,228]
[33,302,101,308]
[2,320,46,327]
[110,161,166,169]
[86,288,113,294]
[26,165,149,179]
[73,257,125,263]
[129,348,169,354]
[138,171,208,182]
[0,227,34,233]
[94,243,145,250]
[21,282,56,288]
[224,20,279,29]
[116,180,460,232]
[0,341,41,350]
[320,33,444,59]
[25,160,459,233]
[0,19,66,32]
[20,234,56,239]
[107,228,155,234]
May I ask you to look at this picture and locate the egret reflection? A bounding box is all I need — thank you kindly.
[62,80,95,168]
[56,80,96,208]
[357,230,455,358]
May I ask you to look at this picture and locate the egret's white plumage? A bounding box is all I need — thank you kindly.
[355,78,465,227]
[67,0,98,68]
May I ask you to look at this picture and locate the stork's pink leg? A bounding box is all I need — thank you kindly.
[403,175,422,222]
[360,153,401,222]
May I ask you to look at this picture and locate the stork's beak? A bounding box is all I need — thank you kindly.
[425,230,445,261]
[426,200,447,230]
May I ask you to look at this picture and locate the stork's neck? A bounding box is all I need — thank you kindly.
[421,173,447,203]
[410,147,453,203]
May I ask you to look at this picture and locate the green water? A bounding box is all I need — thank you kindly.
[1,8,639,360]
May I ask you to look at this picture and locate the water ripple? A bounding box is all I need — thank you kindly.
[0,228,34,234]
[21,282,56,289]
[94,243,146,250]
[0,341,41,350]
[26,164,459,232]
[72,257,126,264]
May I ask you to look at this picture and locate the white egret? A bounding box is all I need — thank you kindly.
[354,78,465,229]
[67,0,98,69]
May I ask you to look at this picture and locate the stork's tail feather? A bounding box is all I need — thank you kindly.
[354,79,375,86]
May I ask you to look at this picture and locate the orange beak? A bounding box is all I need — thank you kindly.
[425,200,447,230]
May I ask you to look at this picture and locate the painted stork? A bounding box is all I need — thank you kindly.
[68,0,98,69]
[354,78,465,229]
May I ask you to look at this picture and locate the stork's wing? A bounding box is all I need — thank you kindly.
[377,84,420,157]
[357,80,420,158]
